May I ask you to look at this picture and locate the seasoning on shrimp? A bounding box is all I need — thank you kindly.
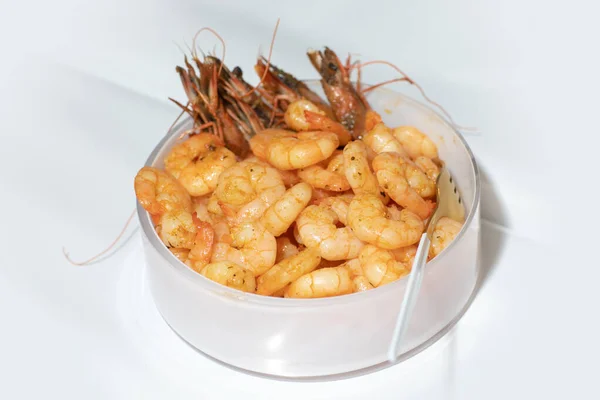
[256,248,321,296]
[259,182,312,236]
[296,204,364,260]
[284,266,353,298]
[260,129,339,170]
[298,151,350,192]
[134,166,192,217]
[200,261,256,293]
[372,152,436,219]
[211,221,276,276]
[429,217,463,259]
[347,193,424,250]
[359,245,410,287]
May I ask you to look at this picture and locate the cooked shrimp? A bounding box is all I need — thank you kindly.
[342,258,363,277]
[365,110,383,132]
[284,99,351,145]
[317,194,353,225]
[193,196,214,223]
[259,182,312,236]
[211,221,276,276]
[373,152,436,219]
[256,248,321,295]
[278,169,302,188]
[178,147,237,196]
[392,126,438,160]
[391,244,418,266]
[284,266,353,298]
[200,261,256,293]
[308,47,369,139]
[134,166,192,216]
[248,129,289,160]
[430,217,463,259]
[343,140,388,202]
[359,245,410,287]
[214,160,286,223]
[276,236,299,263]
[298,151,350,192]
[310,187,342,204]
[296,204,364,260]
[164,133,236,196]
[170,248,190,263]
[348,194,424,249]
[362,123,408,158]
[186,215,215,273]
[261,129,339,170]
[156,209,196,249]
[352,276,374,292]
[164,133,225,175]
[415,156,440,182]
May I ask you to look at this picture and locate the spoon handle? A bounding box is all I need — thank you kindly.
[387,232,430,362]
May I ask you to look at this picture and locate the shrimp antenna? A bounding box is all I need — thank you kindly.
[173,40,189,58]
[353,60,478,132]
[239,17,281,98]
[192,26,226,74]
[63,210,136,266]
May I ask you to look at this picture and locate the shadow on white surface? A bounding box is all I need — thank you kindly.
[476,164,508,293]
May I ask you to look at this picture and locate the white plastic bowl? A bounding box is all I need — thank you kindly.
[137,81,481,380]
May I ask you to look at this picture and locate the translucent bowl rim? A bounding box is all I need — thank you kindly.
[136,80,481,308]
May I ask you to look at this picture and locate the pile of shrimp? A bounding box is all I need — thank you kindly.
[134,46,465,299]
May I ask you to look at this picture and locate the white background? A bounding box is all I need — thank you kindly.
[0,0,598,399]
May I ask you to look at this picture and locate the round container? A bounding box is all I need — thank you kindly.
[137,81,481,380]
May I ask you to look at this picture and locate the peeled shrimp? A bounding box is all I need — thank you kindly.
[200,261,256,293]
[343,140,388,202]
[317,194,353,225]
[430,217,463,259]
[214,160,286,223]
[164,133,224,174]
[156,209,196,249]
[284,99,351,145]
[256,248,321,296]
[296,204,364,260]
[298,151,350,192]
[362,123,408,158]
[170,248,190,263]
[164,133,236,196]
[352,276,374,292]
[211,221,276,276]
[134,166,192,216]
[278,169,302,188]
[415,156,440,182]
[373,152,436,219]
[337,258,372,292]
[186,216,215,273]
[193,196,214,223]
[259,182,312,236]
[391,244,418,266]
[348,193,424,249]
[276,236,300,263]
[284,266,353,298]
[359,245,410,287]
[392,126,438,160]
[255,129,339,170]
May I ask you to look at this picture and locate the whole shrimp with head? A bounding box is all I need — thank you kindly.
[308,47,374,139]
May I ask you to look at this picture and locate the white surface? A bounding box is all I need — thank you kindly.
[0,0,598,398]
